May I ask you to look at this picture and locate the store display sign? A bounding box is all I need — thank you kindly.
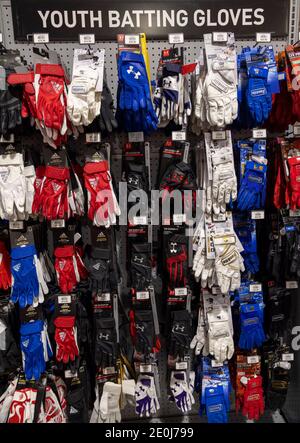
[11,0,289,41]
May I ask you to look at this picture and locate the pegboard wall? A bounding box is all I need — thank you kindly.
[1,0,300,423]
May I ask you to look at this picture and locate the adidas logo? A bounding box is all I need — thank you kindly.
[70,406,78,414]
[17,235,27,242]
[59,233,68,240]
[52,182,61,192]
[22,339,29,348]
[59,331,66,341]
[13,263,21,272]
[51,153,61,160]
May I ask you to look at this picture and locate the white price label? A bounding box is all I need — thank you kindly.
[79,34,95,45]
[9,221,24,230]
[124,34,139,45]
[252,129,267,139]
[183,143,190,163]
[168,33,184,44]
[0,134,14,143]
[247,356,260,364]
[176,361,188,370]
[172,131,186,141]
[33,33,49,44]
[64,370,77,378]
[289,209,300,217]
[58,295,71,304]
[212,131,226,141]
[140,364,152,373]
[0,33,2,44]
[174,287,188,296]
[212,286,221,295]
[86,132,101,143]
[51,219,65,229]
[133,216,147,225]
[173,214,186,224]
[256,32,271,43]
[103,366,116,375]
[251,210,265,220]
[249,283,262,292]
[211,360,224,368]
[96,292,111,302]
[286,281,298,289]
[282,353,294,362]
[136,291,150,300]
[212,32,228,42]
[128,132,144,143]
[294,125,300,136]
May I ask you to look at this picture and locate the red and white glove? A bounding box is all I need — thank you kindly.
[242,376,265,421]
[32,165,46,216]
[7,71,37,120]
[287,156,300,210]
[54,315,79,364]
[54,245,80,293]
[7,387,37,423]
[38,166,70,220]
[0,241,11,290]
[83,161,120,227]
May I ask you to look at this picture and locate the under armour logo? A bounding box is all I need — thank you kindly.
[172,324,185,333]
[128,177,139,185]
[127,65,141,80]
[134,256,144,264]
[163,79,172,88]
[99,333,109,340]
[170,242,178,253]
[136,324,145,332]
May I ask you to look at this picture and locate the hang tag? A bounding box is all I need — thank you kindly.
[58,295,72,304]
[172,131,186,141]
[140,364,152,373]
[282,353,294,362]
[174,287,187,296]
[124,34,139,45]
[128,132,144,143]
[293,125,300,136]
[0,134,14,143]
[86,133,101,143]
[278,72,286,81]
[183,142,190,163]
[168,33,184,44]
[247,356,260,364]
[133,215,147,225]
[0,33,2,43]
[51,219,65,229]
[289,209,300,217]
[96,292,111,302]
[33,33,49,44]
[286,281,298,289]
[65,370,78,379]
[212,32,228,42]
[9,221,24,230]
[136,291,150,300]
[176,362,188,370]
[103,366,116,375]
[256,33,271,43]
[249,283,262,292]
[252,129,267,139]
[212,131,226,141]
[79,34,95,45]
[173,214,186,224]
[211,360,224,368]
[251,210,265,220]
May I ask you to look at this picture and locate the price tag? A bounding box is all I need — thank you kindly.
[282,353,294,362]
[286,281,298,289]
[173,214,186,224]
[211,360,224,368]
[124,34,139,45]
[103,366,116,375]
[64,370,77,378]
[86,132,101,143]
[0,134,14,143]
[252,128,267,139]
[0,33,2,44]
[247,356,260,364]
[251,210,265,220]
[256,32,271,43]
[33,33,49,44]
[51,219,65,229]
[136,291,150,300]
[140,364,152,373]
[79,34,95,45]
[133,215,147,225]
[176,361,188,370]
[289,209,300,217]
[128,132,144,143]
[212,287,221,295]
[212,131,226,141]
[249,283,262,292]
[172,131,186,141]
[9,221,24,230]
[58,295,72,304]
[168,33,184,44]
[96,292,111,302]
[212,32,228,42]
[174,288,188,296]
[294,125,300,136]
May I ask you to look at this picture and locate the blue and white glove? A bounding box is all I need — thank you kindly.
[11,245,48,308]
[246,66,272,126]
[135,374,160,417]
[237,160,267,211]
[20,320,52,380]
[238,303,266,349]
[170,371,195,413]
[204,385,228,423]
